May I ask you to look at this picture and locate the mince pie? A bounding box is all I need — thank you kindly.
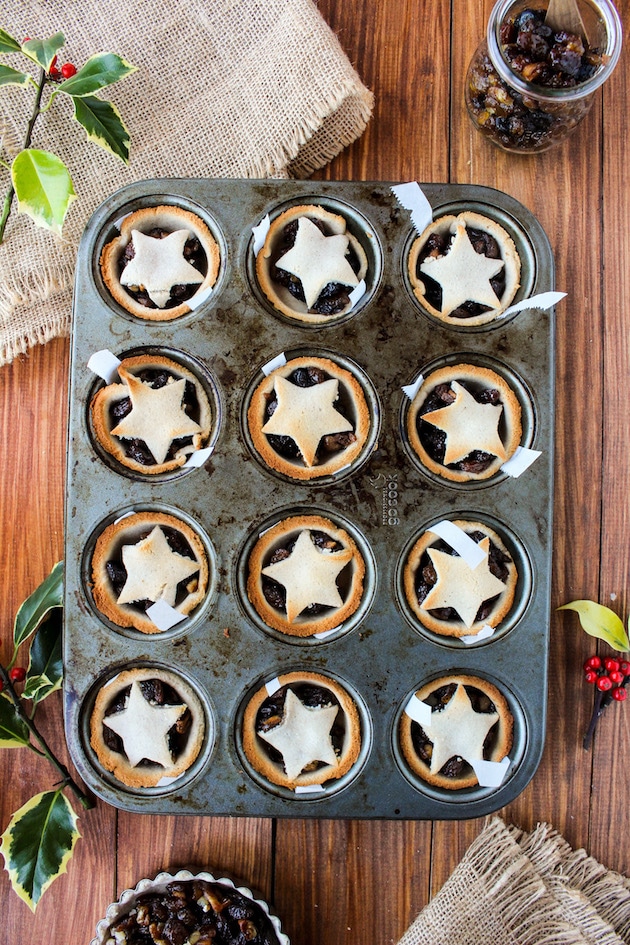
[403,520,517,637]
[91,511,209,633]
[100,205,220,320]
[90,353,213,474]
[247,514,365,636]
[399,673,513,790]
[406,362,522,482]
[242,671,361,790]
[247,355,371,480]
[408,211,521,325]
[90,667,206,789]
[256,204,368,323]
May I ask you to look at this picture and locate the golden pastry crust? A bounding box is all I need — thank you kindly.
[91,511,209,633]
[247,355,371,481]
[399,673,513,790]
[242,671,361,789]
[403,520,517,637]
[100,205,220,320]
[406,362,522,482]
[90,354,213,475]
[255,203,368,323]
[90,667,205,789]
[246,514,365,636]
[408,210,521,326]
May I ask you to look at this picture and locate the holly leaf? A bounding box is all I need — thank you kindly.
[0,789,80,911]
[559,599,630,651]
[13,562,63,649]
[23,611,63,706]
[58,52,136,96]
[0,64,32,89]
[0,30,22,54]
[0,694,30,748]
[21,33,65,72]
[72,95,130,163]
[11,150,75,234]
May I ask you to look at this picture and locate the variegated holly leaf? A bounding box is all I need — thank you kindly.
[23,611,63,706]
[14,561,63,649]
[21,33,65,72]
[57,52,136,96]
[72,95,130,163]
[0,693,30,748]
[11,150,75,234]
[0,29,22,54]
[559,599,630,651]
[1,789,80,911]
[0,64,31,88]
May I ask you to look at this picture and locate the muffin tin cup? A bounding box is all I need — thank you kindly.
[64,178,554,818]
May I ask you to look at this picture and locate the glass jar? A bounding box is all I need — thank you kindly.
[465,0,623,152]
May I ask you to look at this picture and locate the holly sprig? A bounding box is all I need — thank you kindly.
[559,599,630,749]
[0,563,94,911]
[0,28,136,243]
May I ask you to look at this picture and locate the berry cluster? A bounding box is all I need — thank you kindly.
[22,40,77,81]
[583,655,629,700]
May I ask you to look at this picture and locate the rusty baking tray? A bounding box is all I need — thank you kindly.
[63,178,555,818]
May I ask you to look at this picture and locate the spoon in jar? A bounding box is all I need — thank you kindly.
[545,0,590,43]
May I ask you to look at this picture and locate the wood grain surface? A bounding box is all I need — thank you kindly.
[1,1,628,943]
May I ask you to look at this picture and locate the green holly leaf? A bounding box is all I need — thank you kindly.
[23,611,63,706]
[0,29,22,54]
[0,694,30,748]
[0,64,32,89]
[0,789,80,911]
[13,562,63,649]
[72,95,130,163]
[11,148,75,235]
[558,599,630,651]
[21,33,65,72]
[58,52,136,96]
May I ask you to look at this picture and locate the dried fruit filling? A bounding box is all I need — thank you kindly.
[101,679,192,765]
[262,530,347,615]
[418,381,503,474]
[118,227,208,309]
[105,526,199,613]
[257,684,345,771]
[417,227,506,318]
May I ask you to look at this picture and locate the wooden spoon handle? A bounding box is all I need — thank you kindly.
[545,0,589,41]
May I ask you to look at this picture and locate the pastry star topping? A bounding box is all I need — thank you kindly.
[117,525,200,607]
[421,381,506,465]
[120,228,204,308]
[420,222,504,314]
[102,680,186,769]
[111,368,203,465]
[259,688,339,781]
[423,683,499,774]
[262,529,353,623]
[262,375,353,466]
[422,538,506,628]
[276,216,359,309]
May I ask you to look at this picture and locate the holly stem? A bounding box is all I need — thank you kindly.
[0,66,48,245]
[0,664,94,810]
[583,687,608,750]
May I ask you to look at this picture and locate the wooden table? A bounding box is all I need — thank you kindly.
[1,1,628,941]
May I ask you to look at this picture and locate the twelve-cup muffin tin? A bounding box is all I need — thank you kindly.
[63,178,555,818]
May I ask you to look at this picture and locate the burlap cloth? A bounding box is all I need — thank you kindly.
[398,817,630,945]
[0,0,373,366]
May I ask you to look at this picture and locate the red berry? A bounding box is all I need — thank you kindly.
[584,670,599,684]
[61,62,77,79]
[597,675,613,691]
[604,657,620,673]
[612,686,627,701]
[609,670,624,685]
[0,679,3,693]
[9,666,26,683]
[619,660,630,675]
[584,655,601,671]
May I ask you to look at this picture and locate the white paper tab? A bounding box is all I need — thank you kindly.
[348,278,366,310]
[146,599,186,632]
[404,693,433,728]
[188,285,213,310]
[88,349,121,383]
[315,626,341,640]
[184,446,214,468]
[265,676,282,697]
[501,446,541,478]
[471,756,510,788]
[428,520,487,569]
[252,214,271,256]
[294,784,325,794]
[503,290,566,318]
[402,373,424,400]
[391,181,433,234]
[461,625,496,645]
[262,352,287,375]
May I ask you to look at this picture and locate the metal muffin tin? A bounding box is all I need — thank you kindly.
[64,178,555,818]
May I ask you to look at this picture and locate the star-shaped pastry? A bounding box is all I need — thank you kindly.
[103,680,186,768]
[262,529,353,622]
[117,525,200,607]
[276,216,359,309]
[262,375,353,466]
[419,223,504,314]
[259,688,339,781]
[120,228,204,308]
[111,369,202,465]
[423,683,499,774]
[421,538,506,628]
[421,381,505,465]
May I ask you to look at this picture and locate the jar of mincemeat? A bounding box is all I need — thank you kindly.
[465,0,622,152]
